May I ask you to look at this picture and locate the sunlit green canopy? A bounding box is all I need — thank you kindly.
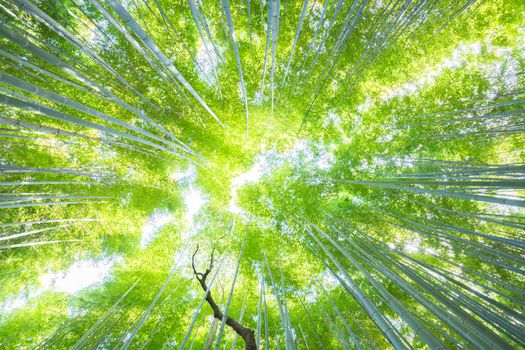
[0,0,524,349]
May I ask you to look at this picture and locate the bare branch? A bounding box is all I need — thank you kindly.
[192,247,257,349]
[192,244,205,281]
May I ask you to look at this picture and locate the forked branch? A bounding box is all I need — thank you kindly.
[192,245,257,350]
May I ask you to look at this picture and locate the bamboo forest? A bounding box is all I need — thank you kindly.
[0,0,524,348]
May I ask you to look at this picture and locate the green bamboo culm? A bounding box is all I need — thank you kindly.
[0,0,523,349]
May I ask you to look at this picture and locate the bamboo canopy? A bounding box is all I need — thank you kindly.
[0,0,523,349]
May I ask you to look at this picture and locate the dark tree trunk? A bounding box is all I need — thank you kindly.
[193,246,258,350]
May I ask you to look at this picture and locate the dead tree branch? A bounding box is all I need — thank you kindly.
[192,245,257,350]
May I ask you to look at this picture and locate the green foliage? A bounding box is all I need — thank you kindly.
[0,0,524,349]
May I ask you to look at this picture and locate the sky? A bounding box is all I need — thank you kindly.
[0,255,121,313]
